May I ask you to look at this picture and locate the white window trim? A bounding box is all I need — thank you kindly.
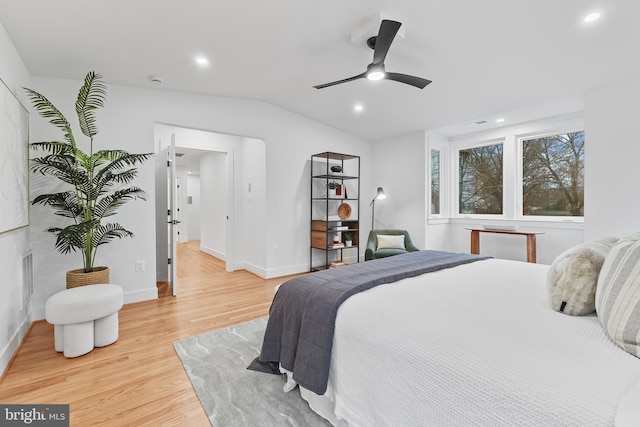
[515,125,585,223]
[442,115,585,225]
[428,146,444,218]
[452,137,506,218]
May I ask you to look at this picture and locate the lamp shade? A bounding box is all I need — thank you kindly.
[376,187,386,200]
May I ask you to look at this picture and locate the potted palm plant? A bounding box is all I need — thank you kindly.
[25,71,151,288]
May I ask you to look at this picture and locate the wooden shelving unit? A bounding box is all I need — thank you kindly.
[310,152,360,271]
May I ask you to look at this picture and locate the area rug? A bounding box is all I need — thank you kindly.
[173,317,331,427]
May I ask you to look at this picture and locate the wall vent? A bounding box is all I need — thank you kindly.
[21,251,33,312]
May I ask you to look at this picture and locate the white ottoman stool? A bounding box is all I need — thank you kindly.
[45,284,124,358]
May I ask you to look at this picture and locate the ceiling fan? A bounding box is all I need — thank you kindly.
[313,19,432,90]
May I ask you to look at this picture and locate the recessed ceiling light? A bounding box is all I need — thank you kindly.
[354,104,364,113]
[496,118,505,123]
[584,12,601,23]
[195,56,209,66]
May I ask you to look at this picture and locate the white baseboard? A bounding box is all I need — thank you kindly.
[234,261,267,278]
[123,287,159,304]
[264,263,309,279]
[0,313,32,377]
[200,245,225,261]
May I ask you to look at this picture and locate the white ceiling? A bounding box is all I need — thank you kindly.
[1,0,638,141]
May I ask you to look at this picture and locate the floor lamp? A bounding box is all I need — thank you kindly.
[369,187,386,229]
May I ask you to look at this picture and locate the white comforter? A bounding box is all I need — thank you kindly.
[301,259,640,426]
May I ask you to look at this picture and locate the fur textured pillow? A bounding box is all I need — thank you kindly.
[547,237,618,315]
[377,234,405,250]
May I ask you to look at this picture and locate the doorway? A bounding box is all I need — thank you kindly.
[153,123,267,296]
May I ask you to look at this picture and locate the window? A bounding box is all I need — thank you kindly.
[458,143,503,215]
[430,149,440,215]
[522,131,584,217]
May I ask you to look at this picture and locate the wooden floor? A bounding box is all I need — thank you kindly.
[0,241,300,426]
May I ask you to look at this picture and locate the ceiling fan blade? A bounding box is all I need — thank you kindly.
[313,72,366,89]
[385,72,432,89]
[372,20,401,65]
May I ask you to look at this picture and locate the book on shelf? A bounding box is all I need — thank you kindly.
[331,226,349,231]
[330,243,345,248]
[322,215,342,221]
[330,260,347,268]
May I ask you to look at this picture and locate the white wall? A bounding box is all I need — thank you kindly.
[239,137,267,273]
[584,76,640,241]
[187,174,201,240]
[371,132,427,249]
[25,75,372,321]
[200,152,228,259]
[0,20,32,376]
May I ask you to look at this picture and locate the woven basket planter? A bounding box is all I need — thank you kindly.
[66,266,110,289]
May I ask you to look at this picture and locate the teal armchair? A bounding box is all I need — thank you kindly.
[365,229,419,261]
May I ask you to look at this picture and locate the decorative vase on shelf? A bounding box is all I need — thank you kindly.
[345,240,353,247]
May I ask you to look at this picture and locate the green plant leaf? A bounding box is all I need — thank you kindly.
[75,71,106,138]
[32,191,82,219]
[23,87,76,147]
[94,187,147,218]
[51,221,95,254]
[93,223,134,248]
[30,141,75,156]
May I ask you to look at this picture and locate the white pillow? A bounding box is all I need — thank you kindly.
[377,235,405,250]
[596,234,640,358]
[546,237,618,315]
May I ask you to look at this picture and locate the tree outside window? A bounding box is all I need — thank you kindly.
[459,143,503,214]
[522,131,584,216]
[431,149,440,215]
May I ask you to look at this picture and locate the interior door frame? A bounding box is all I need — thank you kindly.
[168,135,178,295]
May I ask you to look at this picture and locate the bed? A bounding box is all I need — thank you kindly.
[254,251,640,426]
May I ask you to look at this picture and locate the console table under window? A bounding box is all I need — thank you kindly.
[465,228,545,263]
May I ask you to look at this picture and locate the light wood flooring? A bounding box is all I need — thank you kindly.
[0,241,300,426]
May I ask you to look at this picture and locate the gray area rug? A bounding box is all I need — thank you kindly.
[173,317,331,427]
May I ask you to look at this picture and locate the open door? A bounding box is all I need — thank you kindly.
[168,135,178,296]
[155,135,178,296]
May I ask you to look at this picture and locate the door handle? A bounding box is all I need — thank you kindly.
[167,220,182,225]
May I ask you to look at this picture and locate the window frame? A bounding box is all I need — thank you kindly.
[429,148,442,217]
[516,126,585,222]
[452,137,506,219]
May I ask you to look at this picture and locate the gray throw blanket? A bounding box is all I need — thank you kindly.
[248,250,490,394]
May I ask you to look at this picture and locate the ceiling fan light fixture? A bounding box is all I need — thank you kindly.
[367,70,385,81]
[584,12,601,23]
[313,20,431,90]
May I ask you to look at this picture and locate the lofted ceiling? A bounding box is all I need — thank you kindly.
[1,0,638,141]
